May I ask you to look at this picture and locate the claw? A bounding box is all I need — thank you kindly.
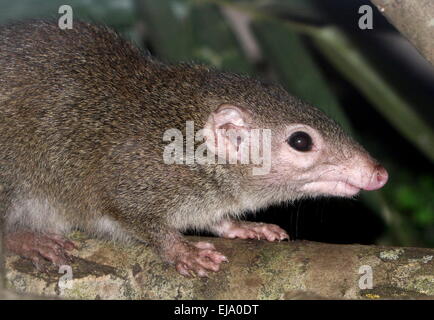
[166,240,227,277]
[215,221,289,242]
[5,231,75,271]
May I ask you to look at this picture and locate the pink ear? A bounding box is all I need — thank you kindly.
[204,104,252,163]
[210,104,251,130]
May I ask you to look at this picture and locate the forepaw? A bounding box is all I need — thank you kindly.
[215,221,289,242]
[166,241,228,277]
[5,231,76,271]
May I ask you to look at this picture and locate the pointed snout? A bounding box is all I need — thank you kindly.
[363,165,388,191]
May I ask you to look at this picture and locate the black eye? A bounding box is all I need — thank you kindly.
[287,131,313,152]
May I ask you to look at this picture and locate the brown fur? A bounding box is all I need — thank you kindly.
[0,20,367,262]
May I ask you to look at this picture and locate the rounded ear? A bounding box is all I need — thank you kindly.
[207,103,252,131]
[204,104,252,162]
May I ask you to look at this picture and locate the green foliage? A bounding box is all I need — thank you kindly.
[136,0,252,73]
[393,175,434,227]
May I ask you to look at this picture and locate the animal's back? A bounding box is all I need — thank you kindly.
[0,21,168,234]
[0,20,161,176]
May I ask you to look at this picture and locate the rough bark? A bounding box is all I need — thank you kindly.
[3,232,434,299]
[370,0,434,65]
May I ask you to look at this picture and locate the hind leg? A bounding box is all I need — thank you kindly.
[4,230,76,271]
[1,188,76,271]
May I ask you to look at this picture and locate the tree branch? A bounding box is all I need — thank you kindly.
[4,234,434,299]
[370,0,434,65]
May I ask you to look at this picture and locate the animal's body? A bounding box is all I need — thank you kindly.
[0,20,388,276]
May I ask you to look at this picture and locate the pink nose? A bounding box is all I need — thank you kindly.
[364,165,388,191]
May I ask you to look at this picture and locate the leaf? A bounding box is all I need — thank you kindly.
[136,0,253,73]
